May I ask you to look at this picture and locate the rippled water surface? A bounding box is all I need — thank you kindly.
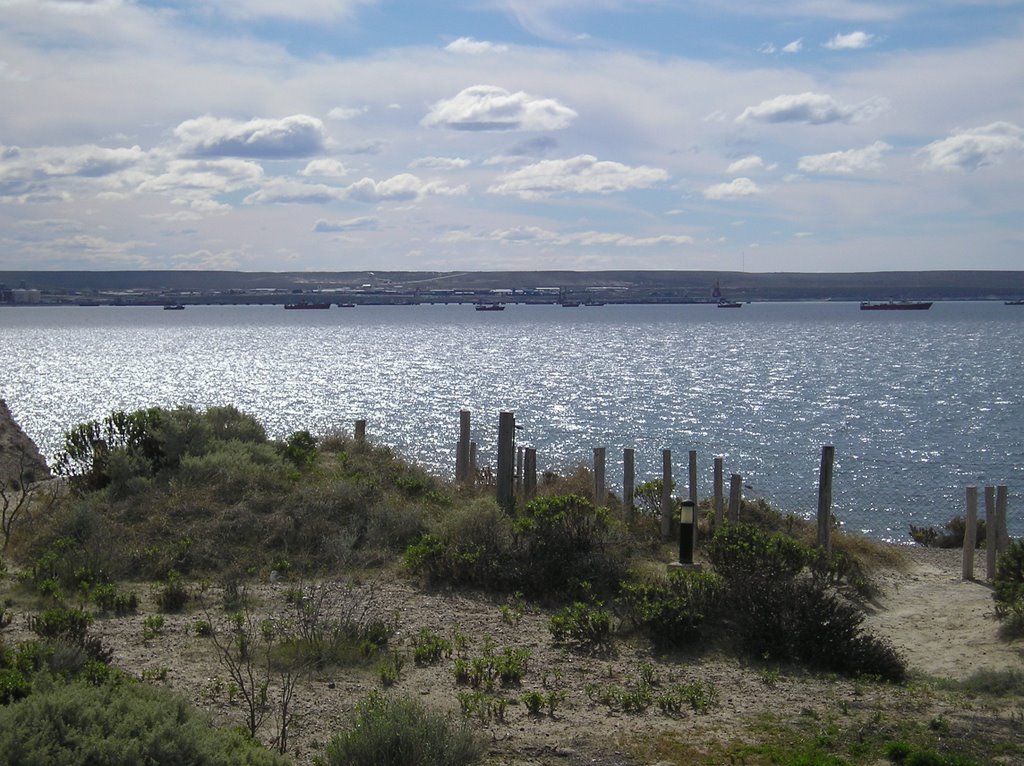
[3,301,1022,541]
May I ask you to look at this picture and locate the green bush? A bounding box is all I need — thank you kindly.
[318,691,483,766]
[0,668,29,704]
[0,677,288,765]
[993,539,1024,626]
[619,569,724,649]
[706,522,810,583]
[549,600,615,653]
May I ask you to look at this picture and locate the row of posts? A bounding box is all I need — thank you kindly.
[455,409,836,552]
[962,485,1012,581]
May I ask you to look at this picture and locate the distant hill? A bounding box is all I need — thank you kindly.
[3,269,1024,302]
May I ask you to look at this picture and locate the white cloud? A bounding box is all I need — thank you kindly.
[444,37,509,54]
[782,38,803,53]
[205,0,375,22]
[824,31,876,50]
[798,140,891,174]
[737,92,888,125]
[408,156,471,170]
[703,177,761,200]
[459,224,693,248]
[300,159,349,178]
[921,122,1024,172]
[243,179,343,205]
[138,159,264,203]
[422,85,577,132]
[758,42,777,54]
[489,154,668,199]
[0,143,147,200]
[327,106,368,121]
[726,155,775,174]
[174,115,328,159]
[313,216,378,232]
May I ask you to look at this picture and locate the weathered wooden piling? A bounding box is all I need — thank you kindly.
[817,445,834,553]
[524,447,537,502]
[728,474,742,522]
[593,447,607,507]
[661,449,673,540]
[985,486,997,580]
[996,485,1009,558]
[688,450,698,508]
[456,409,471,483]
[516,446,524,497]
[962,486,978,580]
[623,448,635,521]
[496,411,516,512]
[713,457,724,526]
[354,419,366,442]
[470,442,478,483]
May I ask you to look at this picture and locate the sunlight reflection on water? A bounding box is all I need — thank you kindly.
[2,301,1023,542]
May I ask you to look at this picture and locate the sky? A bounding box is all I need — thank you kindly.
[1,0,1023,273]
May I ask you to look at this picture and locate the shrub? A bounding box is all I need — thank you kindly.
[706,522,810,583]
[909,515,986,549]
[549,600,615,653]
[318,691,483,766]
[619,569,724,649]
[993,539,1024,627]
[413,628,453,666]
[0,677,289,765]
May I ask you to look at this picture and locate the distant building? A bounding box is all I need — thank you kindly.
[11,289,41,304]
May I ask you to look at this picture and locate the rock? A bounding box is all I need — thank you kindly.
[0,399,50,488]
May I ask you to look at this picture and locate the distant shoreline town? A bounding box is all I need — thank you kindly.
[3,269,1024,307]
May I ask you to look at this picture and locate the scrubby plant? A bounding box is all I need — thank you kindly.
[0,676,289,765]
[993,538,1024,630]
[413,628,453,666]
[706,522,810,583]
[319,691,484,766]
[548,599,615,654]
[619,568,724,649]
[909,515,986,549]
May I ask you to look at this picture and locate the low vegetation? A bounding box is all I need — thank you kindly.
[0,404,1019,765]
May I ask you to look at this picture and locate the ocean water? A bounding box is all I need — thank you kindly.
[2,300,1022,543]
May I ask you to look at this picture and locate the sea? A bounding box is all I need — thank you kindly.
[2,300,1022,544]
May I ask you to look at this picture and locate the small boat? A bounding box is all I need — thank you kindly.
[284,302,331,310]
[859,300,932,311]
[1005,299,1024,306]
[560,300,581,307]
[337,303,356,308]
[717,299,742,309]
[163,304,185,311]
[475,302,505,311]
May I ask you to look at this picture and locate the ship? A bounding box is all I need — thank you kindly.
[475,302,506,311]
[284,302,331,310]
[859,300,933,311]
[162,303,185,311]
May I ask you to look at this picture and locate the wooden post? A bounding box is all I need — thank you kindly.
[496,411,516,513]
[713,457,724,526]
[456,409,471,483]
[622,448,635,522]
[524,448,537,502]
[996,485,1009,558]
[661,449,673,540]
[593,447,607,507]
[688,450,698,508]
[817,445,834,554]
[728,474,742,522]
[962,486,977,580]
[985,486,997,580]
[516,446,524,498]
[354,419,366,442]
[469,442,478,484]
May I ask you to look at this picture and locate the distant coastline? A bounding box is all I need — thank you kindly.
[3,269,1024,307]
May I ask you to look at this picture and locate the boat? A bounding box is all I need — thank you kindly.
[716,300,742,309]
[337,303,356,308]
[1005,299,1024,306]
[284,302,331,310]
[560,300,581,308]
[859,300,932,311]
[475,302,505,311]
[162,304,185,311]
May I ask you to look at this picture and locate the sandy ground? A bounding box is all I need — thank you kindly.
[4,544,1019,766]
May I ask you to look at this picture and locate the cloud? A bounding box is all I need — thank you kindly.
[703,177,761,200]
[798,140,891,174]
[300,159,349,178]
[921,122,1024,172]
[243,179,343,205]
[782,38,803,53]
[344,173,466,203]
[408,156,471,170]
[726,155,776,174]
[824,31,876,50]
[485,136,560,165]
[444,37,509,54]
[174,115,328,159]
[737,92,888,125]
[328,106,368,121]
[422,85,577,132]
[0,143,147,200]
[313,216,378,232]
[456,224,693,248]
[489,154,668,199]
[138,159,264,196]
[204,0,376,22]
